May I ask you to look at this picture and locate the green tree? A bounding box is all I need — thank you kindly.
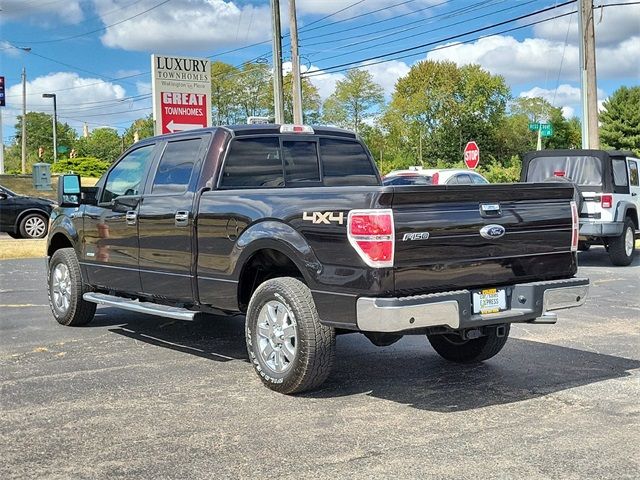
[14,112,77,166]
[322,69,384,134]
[510,97,581,150]
[210,61,242,125]
[75,127,122,163]
[382,61,510,167]
[600,86,640,155]
[277,73,321,124]
[237,62,271,120]
[123,114,155,148]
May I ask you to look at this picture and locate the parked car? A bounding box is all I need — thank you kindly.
[0,184,55,239]
[384,166,489,185]
[47,124,587,394]
[521,149,639,266]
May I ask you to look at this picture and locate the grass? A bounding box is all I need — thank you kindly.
[0,238,47,260]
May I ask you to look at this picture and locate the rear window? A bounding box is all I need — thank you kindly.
[220,137,283,188]
[283,140,320,185]
[319,138,379,186]
[383,175,431,186]
[527,156,602,186]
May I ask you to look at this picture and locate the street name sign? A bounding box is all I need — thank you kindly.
[151,55,212,135]
[464,141,480,169]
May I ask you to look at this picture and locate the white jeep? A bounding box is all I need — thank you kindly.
[522,149,639,266]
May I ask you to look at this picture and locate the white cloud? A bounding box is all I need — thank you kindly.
[561,106,575,119]
[426,34,639,85]
[520,84,606,106]
[97,0,271,52]
[1,0,83,23]
[361,60,410,97]
[2,72,146,136]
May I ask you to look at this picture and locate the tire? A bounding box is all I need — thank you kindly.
[608,218,636,266]
[245,277,335,394]
[7,232,22,239]
[578,241,591,252]
[19,213,48,239]
[48,248,96,326]
[427,324,510,363]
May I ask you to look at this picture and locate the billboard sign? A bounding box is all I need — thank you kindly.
[151,55,212,135]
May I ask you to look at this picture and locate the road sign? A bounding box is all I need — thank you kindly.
[151,55,212,135]
[528,122,540,131]
[540,123,553,137]
[464,141,480,169]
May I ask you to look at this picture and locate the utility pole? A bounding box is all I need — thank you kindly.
[289,0,303,124]
[578,0,599,149]
[21,67,27,174]
[42,94,57,163]
[270,0,285,124]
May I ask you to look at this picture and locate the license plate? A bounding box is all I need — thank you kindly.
[472,288,506,314]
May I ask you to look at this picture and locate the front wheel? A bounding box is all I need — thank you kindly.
[245,277,335,394]
[48,248,96,326]
[608,218,636,266]
[20,213,48,239]
[427,325,510,363]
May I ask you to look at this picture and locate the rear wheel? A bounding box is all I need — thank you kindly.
[48,248,96,326]
[427,325,510,363]
[608,218,635,266]
[578,241,591,252]
[245,277,335,394]
[19,213,48,239]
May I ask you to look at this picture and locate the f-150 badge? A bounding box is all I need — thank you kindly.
[303,211,345,225]
[402,232,430,241]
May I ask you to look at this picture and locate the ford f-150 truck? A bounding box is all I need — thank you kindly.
[47,124,589,394]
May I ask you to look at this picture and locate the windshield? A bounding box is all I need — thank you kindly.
[526,156,602,186]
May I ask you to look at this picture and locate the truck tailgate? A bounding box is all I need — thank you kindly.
[388,183,577,294]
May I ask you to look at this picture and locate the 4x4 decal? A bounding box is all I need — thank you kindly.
[303,211,345,225]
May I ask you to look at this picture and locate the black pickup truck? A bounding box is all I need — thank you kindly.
[47,124,589,393]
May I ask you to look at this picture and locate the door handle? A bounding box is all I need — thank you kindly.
[125,210,137,226]
[175,211,190,227]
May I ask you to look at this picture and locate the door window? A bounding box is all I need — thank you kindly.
[453,174,473,184]
[282,140,320,185]
[101,145,155,203]
[152,139,202,194]
[629,160,639,186]
[471,174,489,184]
[319,138,378,186]
[220,137,283,188]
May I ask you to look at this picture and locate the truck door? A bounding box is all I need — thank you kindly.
[137,135,208,302]
[83,143,158,293]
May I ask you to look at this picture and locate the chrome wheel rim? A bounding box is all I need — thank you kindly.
[52,263,71,313]
[624,227,634,257]
[256,300,297,374]
[25,216,46,238]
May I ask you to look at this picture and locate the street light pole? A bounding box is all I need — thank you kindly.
[21,67,27,174]
[42,93,58,163]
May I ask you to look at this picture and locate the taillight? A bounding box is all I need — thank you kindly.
[570,200,579,252]
[601,194,613,208]
[432,172,439,185]
[347,209,394,268]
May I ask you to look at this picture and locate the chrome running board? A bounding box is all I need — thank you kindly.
[83,292,196,321]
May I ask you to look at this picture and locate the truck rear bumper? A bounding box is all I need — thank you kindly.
[580,221,623,237]
[356,278,589,333]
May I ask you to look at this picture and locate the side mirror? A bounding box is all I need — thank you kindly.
[58,174,81,207]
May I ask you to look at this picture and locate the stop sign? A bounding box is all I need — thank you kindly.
[464,141,480,169]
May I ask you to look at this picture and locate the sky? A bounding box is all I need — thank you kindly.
[1,0,639,145]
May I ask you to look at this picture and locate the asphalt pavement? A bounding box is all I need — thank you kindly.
[1,248,638,479]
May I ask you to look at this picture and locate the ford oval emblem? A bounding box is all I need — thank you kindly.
[480,224,506,239]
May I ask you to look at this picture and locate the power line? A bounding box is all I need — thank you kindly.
[304,1,576,76]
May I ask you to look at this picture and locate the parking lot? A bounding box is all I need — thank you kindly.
[1,248,638,479]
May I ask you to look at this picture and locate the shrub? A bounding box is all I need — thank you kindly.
[51,157,110,178]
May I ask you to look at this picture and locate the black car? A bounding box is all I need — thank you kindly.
[0,184,55,239]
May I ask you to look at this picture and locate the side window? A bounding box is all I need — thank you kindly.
[220,137,283,188]
[283,140,320,185]
[612,159,628,186]
[319,138,379,186]
[152,138,201,194]
[101,145,154,203]
[452,174,473,184]
[471,174,488,184]
[629,160,639,186]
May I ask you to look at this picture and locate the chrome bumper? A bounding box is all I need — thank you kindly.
[356,278,589,333]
